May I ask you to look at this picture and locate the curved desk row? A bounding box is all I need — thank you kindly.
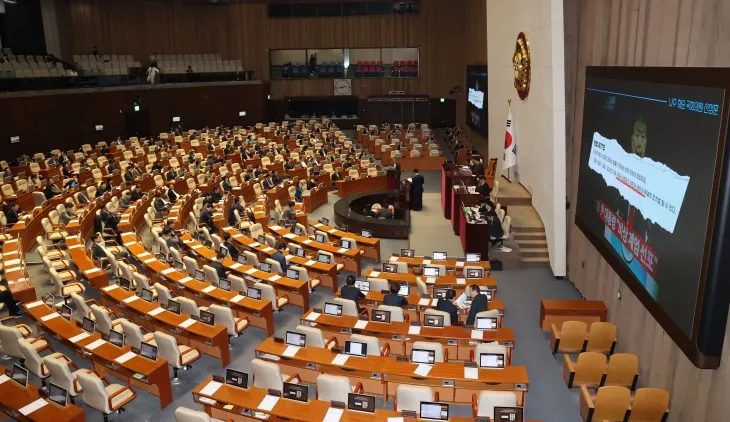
[255,338,528,406]
[23,300,173,409]
[2,239,35,304]
[335,175,390,199]
[361,269,497,298]
[120,233,276,336]
[310,221,381,263]
[386,255,491,273]
[268,225,362,274]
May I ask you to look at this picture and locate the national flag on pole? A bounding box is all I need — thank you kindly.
[503,105,517,169]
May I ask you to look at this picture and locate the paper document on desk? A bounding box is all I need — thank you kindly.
[302,239,312,245]
[269,275,281,282]
[456,261,465,268]
[284,233,296,239]
[85,268,101,274]
[69,332,91,343]
[464,367,479,379]
[304,260,316,266]
[431,299,439,306]
[202,285,217,293]
[86,339,107,351]
[425,277,436,284]
[230,263,242,270]
[388,256,399,263]
[270,225,282,231]
[331,354,350,366]
[198,397,216,405]
[161,268,176,275]
[418,298,430,306]
[25,300,44,309]
[408,326,421,335]
[143,258,156,264]
[456,278,466,285]
[114,350,137,364]
[199,380,223,397]
[387,418,405,422]
[0,375,9,385]
[282,345,300,357]
[328,229,337,234]
[257,395,280,411]
[422,259,431,265]
[337,248,348,254]
[354,320,368,329]
[250,242,261,247]
[138,252,151,258]
[305,312,320,321]
[231,295,245,303]
[471,330,484,340]
[148,307,165,316]
[413,364,432,376]
[191,244,203,250]
[455,293,468,308]
[323,407,344,422]
[263,247,274,253]
[123,295,139,304]
[369,271,381,277]
[178,276,192,284]
[179,318,197,328]
[41,313,60,322]
[19,398,47,416]
[246,268,258,275]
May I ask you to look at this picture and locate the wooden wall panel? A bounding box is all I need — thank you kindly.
[568,1,730,420]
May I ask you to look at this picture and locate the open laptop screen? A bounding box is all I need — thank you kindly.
[285,331,306,347]
[225,369,248,389]
[324,302,342,316]
[347,393,375,413]
[420,402,449,421]
[411,348,435,364]
[479,353,506,369]
[344,341,367,357]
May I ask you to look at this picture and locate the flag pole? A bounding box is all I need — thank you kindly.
[506,98,511,182]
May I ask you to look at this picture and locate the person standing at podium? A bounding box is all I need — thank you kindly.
[409,169,425,211]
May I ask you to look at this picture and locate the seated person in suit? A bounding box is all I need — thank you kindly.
[340,275,365,311]
[465,284,489,325]
[4,202,20,225]
[228,197,245,226]
[271,242,288,273]
[271,171,282,185]
[436,289,460,326]
[161,226,181,251]
[151,161,163,173]
[383,283,408,307]
[210,186,223,204]
[167,186,179,203]
[476,177,491,197]
[210,252,229,280]
[63,175,80,190]
[222,232,241,261]
[58,202,77,226]
[165,168,178,181]
[261,173,274,190]
[200,203,217,234]
[119,191,133,209]
[295,184,303,202]
[221,178,233,192]
[487,213,504,246]
[281,201,296,223]
[306,179,317,191]
[153,191,169,216]
[106,162,117,174]
[96,181,110,197]
[130,185,142,201]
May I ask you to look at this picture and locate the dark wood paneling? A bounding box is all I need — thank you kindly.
[0,83,268,157]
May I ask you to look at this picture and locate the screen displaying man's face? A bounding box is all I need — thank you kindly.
[631,119,648,157]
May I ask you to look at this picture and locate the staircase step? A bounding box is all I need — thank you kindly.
[519,248,550,258]
[521,257,551,268]
[513,233,545,241]
[515,226,545,234]
[515,239,547,246]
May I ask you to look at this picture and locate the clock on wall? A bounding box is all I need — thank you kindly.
[334,79,352,96]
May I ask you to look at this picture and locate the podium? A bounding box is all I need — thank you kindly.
[451,186,482,236]
[399,179,412,210]
[441,162,476,220]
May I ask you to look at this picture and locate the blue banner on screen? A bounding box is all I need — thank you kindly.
[466,65,488,136]
[576,76,724,337]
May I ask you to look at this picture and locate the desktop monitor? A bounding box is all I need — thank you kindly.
[60,304,73,321]
[257,235,265,244]
[397,284,409,296]
[340,240,352,249]
[193,232,201,241]
[219,246,229,257]
[82,316,95,334]
[283,382,308,402]
[318,252,331,264]
[466,268,484,279]
[347,393,376,413]
[260,262,272,273]
[140,342,158,360]
[432,251,447,261]
[295,248,306,258]
[237,255,248,265]
[286,268,300,280]
[167,300,182,314]
[219,278,231,291]
[424,314,445,328]
[434,288,448,299]
[494,407,524,422]
[43,293,55,307]
[141,288,154,302]
[401,249,414,258]
[479,353,505,369]
[156,253,167,262]
[109,330,125,348]
[285,331,306,347]
[12,364,28,388]
[200,310,215,325]
[361,230,372,238]
[225,369,248,389]
[321,217,329,226]
[315,234,326,243]
[194,269,206,281]
[423,266,439,277]
[420,402,449,421]
[48,383,68,407]
[371,309,391,323]
[344,341,368,357]
[247,287,262,300]
[382,263,398,273]
[354,280,370,292]
[475,316,498,330]
[324,302,342,316]
[411,349,436,364]
[466,253,481,262]
[174,261,185,271]
[294,227,305,236]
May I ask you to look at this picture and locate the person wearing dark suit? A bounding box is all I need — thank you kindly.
[119,191,133,208]
[306,179,317,191]
[222,232,241,261]
[436,289,460,326]
[124,169,135,183]
[228,197,245,226]
[465,284,489,325]
[221,178,233,192]
[470,160,485,178]
[130,186,142,201]
[383,283,407,307]
[295,184,303,202]
[106,163,117,174]
[151,162,163,173]
[153,192,168,215]
[270,243,288,273]
[272,171,281,185]
[210,253,228,280]
[200,203,217,234]
[261,175,274,190]
[409,169,425,211]
[340,275,365,311]
[210,187,223,204]
[253,166,264,177]
[476,178,491,197]
[167,187,179,203]
[5,202,20,225]
[166,169,177,181]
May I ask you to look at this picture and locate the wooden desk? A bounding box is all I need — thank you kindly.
[255,338,527,405]
[300,310,514,361]
[362,269,497,297]
[450,187,481,236]
[395,155,444,171]
[386,255,491,273]
[539,300,609,331]
[120,233,276,336]
[192,376,488,422]
[0,364,85,422]
[265,181,295,208]
[99,284,232,367]
[268,225,362,274]
[178,233,311,311]
[336,175,389,198]
[353,291,505,325]
[222,227,339,292]
[302,186,328,214]
[2,239,36,304]
[10,192,70,253]
[459,206,491,259]
[310,221,381,263]
[23,301,173,409]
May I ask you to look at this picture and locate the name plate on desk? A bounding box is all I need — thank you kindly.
[504,341,514,347]
[448,339,458,346]
[402,410,417,418]
[392,335,402,340]
[515,383,527,391]
[442,380,455,387]
[370,372,381,379]
[396,356,409,362]
[340,328,352,334]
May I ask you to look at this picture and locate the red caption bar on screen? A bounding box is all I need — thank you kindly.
[597,200,658,278]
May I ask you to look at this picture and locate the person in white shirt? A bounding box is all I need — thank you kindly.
[146,64,159,85]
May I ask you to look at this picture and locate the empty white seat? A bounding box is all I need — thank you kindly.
[153,331,201,383]
[76,371,136,420]
[395,384,433,412]
[425,308,452,326]
[377,304,405,322]
[294,325,336,349]
[316,374,361,403]
[175,407,228,422]
[251,358,300,391]
[349,333,390,357]
[411,341,445,362]
[474,391,519,418]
